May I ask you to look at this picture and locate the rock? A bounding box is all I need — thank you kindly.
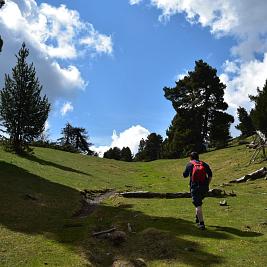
[110,231,127,246]
[219,200,228,206]
[131,258,147,267]
[112,260,134,267]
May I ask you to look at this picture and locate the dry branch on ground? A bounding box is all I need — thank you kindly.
[229,167,267,183]
[118,188,236,199]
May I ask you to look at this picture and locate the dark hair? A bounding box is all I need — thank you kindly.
[190,151,199,160]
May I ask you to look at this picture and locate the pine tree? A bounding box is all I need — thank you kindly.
[134,138,146,161]
[120,147,133,162]
[164,60,233,156]
[250,81,267,135]
[235,107,255,137]
[135,133,163,161]
[209,111,234,148]
[144,133,163,161]
[59,122,92,154]
[0,43,50,153]
[103,147,121,160]
[162,113,199,158]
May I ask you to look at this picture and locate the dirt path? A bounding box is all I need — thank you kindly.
[72,189,115,218]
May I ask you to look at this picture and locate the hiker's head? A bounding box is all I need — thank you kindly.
[190,151,199,160]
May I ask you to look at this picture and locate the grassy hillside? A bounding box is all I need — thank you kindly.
[0,144,266,266]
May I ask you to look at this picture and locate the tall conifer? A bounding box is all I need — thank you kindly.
[250,81,267,135]
[0,43,50,153]
[235,106,255,137]
[164,60,234,157]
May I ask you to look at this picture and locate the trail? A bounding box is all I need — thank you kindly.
[73,189,115,218]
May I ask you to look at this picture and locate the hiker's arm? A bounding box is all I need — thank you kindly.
[183,163,191,178]
[205,164,212,184]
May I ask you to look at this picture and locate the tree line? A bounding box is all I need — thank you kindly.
[0,44,266,160]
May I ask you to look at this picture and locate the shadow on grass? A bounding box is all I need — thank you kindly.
[209,226,263,237]
[0,161,81,236]
[20,153,91,176]
[0,161,262,267]
[84,204,227,266]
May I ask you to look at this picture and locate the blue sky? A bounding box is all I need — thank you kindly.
[1,0,267,155]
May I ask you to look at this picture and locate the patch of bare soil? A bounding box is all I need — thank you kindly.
[72,189,115,218]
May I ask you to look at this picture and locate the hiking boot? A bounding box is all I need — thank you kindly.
[195,215,199,224]
[198,222,206,230]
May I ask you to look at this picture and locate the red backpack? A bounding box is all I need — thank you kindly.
[191,160,207,184]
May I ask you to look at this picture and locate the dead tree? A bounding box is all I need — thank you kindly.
[229,167,267,183]
[118,188,236,199]
[248,131,267,164]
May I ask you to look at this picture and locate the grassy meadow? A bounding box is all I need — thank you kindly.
[0,144,266,266]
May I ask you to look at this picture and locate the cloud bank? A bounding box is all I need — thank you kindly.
[134,0,267,110]
[92,125,150,157]
[0,0,113,101]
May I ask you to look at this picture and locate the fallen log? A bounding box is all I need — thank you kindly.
[229,167,267,183]
[92,227,116,237]
[118,188,236,199]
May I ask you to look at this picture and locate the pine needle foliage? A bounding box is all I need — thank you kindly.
[0,43,50,153]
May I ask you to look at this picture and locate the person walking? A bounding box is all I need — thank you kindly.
[183,152,212,230]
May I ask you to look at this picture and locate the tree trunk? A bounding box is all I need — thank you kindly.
[118,188,236,199]
[229,167,267,183]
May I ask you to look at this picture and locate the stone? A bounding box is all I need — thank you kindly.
[219,200,228,206]
[112,260,134,267]
[110,231,127,246]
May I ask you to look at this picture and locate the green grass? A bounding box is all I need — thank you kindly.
[0,144,266,266]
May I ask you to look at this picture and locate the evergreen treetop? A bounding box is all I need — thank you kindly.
[250,81,267,135]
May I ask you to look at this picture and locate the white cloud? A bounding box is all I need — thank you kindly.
[149,0,267,59]
[222,60,240,74]
[92,125,150,157]
[133,0,267,111]
[0,0,113,101]
[91,145,110,158]
[80,31,113,55]
[221,54,267,109]
[129,0,143,5]
[60,102,74,116]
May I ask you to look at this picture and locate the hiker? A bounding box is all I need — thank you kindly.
[183,151,212,230]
